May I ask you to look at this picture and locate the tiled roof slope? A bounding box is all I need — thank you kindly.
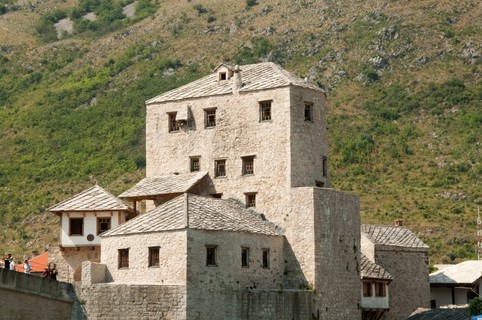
[361,224,428,249]
[430,260,482,285]
[360,254,392,280]
[48,185,131,212]
[118,171,208,199]
[146,62,322,104]
[407,308,469,320]
[102,194,284,237]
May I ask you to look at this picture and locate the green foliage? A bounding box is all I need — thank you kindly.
[339,134,375,164]
[193,4,208,15]
[135,0,157,20]
[36,9,68,42]
[246,0,258,8]
[469,298,482,316]
[235,37,276,64]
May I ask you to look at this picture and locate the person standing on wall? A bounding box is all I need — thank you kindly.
[49,263,58,280]
[9,258,15,271]
[24,259,32,274]
[4,254,11,270]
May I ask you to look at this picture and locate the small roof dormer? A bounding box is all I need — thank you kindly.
[213,63,235,82]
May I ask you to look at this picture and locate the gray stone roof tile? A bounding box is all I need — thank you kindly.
[407,308,469,320]
[360,254,392,280]
[430,260,482,285]
[361,224,428,249]
[102,194,284,237]
[118,171,208,199]
[48,185,131,212]
[146,62,322,104]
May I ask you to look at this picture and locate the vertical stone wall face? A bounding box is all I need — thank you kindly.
[187,229,284,290]
[77,284,187,320]
[101,231,187,284]
[289,87,329,189]
[50,245,101,282]
[375,248,429,320]
[287,187,361,319]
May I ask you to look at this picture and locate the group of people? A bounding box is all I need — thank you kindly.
[3,253,58,280]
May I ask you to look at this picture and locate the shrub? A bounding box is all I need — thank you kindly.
[246,0,258,8]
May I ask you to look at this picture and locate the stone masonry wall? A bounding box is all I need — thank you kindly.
[187,229,284,290]
[49,245,101,283]
[101,231,187,284]
[375,248,430,320]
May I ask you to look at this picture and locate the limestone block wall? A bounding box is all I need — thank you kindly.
[147,87,293,227]
[50,245,101,282]
[186,229,284,290]
[289,87,329,188]
[287,187,361,319]
[375,248,429,320]
[77,284,187,320]
[81,261,107,286]
[101,230,187,284]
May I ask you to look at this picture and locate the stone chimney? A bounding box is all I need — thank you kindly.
[394,219,403,226]
[232,65,242,95]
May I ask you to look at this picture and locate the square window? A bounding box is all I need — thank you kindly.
[219,72,227,81]
[168,112,179,132]
[259,101,272,121]
[210,193,223,199]
[118,249,129,269]
[363,281,372,297]
[205,109,216,128]
[69,218,84,236]
[315,180,325,188]
[304,102,313,122]
[245,193,256,208]
[241,247,249,268]
[242,156,254,175]
[262,249,270,269]
[215,159,226,177]
[206,245,217,266]
[190,157,200,172]
[97,217,111,235]
[149,247,160,267]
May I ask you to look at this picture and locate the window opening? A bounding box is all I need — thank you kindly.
[304,102,313,122]
[322,156,328,177]
[70,218,84,236]
[149,247,160,267]
[168,112,179,132]
[241,247,250,268]
[215,160,226,177]
[375,282,386,297]
[205,109,216,128]
[245,193,256,208]
[363,281,373,297]
[118,249,129,269]
[97,217,111,235]
[262,249,270,269]
[259,101,272,121]
[206,246,217,266]
[242,156,254,175]
[190,157,200,172]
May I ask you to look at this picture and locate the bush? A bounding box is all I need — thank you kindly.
[246,0,258,8]
[470,298,482,316]
[193,4,208,15]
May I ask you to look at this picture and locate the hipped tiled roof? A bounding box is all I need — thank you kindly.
[118,171,208,199]
[407,308,469,320]
[360,254,392,280]
[430,260,482,285]
[361,224,428,249]
[146,62,322,104]
[102,194,284,237]
[48,185,131,212]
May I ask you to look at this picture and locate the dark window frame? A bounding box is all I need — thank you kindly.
[363,281,373,297]
[118,248,129,269]
[241,247,250,268]
[375,282,386,297]
[262,248,270,269]
[205,108,217,128]
[215,159,226,178]
[245,193,256,208]
[69,217,84,236]
[242,156,255,175]
[97,217,111,235]
[304,102,313,122]
[190,157,200,172]
[148,246,160,268]
[259,100,272,122]
[322,156,328,177]
[168,112,179,132]
[206,245,218,266]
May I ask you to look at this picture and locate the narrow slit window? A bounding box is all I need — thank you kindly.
[304,102,313,122]
[322,156,328,177]
[262,249,270,269]
[168,112,179,132]
[259,101,272,121]
[206,245,217,266]
[118,249,129,269]
[215,159,226,177]
[242,156,254,175]
[148,247,160,267]
[190,157,200,172]
[205,109,217,128]
[241,247,249,268]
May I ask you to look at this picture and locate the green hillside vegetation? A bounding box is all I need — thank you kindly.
[0,0,480,264]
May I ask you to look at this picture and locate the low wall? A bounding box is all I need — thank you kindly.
[0,269,79,320]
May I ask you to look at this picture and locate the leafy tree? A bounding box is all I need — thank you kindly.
[469,298,482,316]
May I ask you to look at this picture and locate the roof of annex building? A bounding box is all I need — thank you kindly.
[48,185,131,213]
[360,254,392,281]
[407,307,469,320]
[361,224,428,249]
[102,193,284,237]
[146,62,322,104]
[430,260,482,286]
[118,171,208,200]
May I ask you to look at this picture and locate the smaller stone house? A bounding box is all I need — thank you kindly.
[430,260,482,308]
[48,185,133,282]
[100,193,284,289]
[360,253,392,320]
[361,223,430,320]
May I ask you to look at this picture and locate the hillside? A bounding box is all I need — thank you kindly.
[0,0,480,265]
